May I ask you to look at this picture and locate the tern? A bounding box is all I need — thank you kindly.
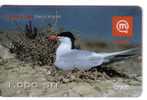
[48,32,137,71]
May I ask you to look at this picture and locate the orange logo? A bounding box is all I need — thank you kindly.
[112,16,133,37]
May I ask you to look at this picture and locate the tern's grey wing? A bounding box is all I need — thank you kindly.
[63,50,95,57]
[55,50,104,70]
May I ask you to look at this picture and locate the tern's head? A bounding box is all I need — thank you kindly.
[48,32,75,49]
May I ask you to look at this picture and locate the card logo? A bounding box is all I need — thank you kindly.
[112,16,133,37]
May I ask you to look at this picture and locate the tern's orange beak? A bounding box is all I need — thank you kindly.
[48,35,60,41]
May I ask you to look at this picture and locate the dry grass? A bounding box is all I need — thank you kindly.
[9,32,57,66]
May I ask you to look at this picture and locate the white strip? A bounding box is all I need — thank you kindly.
[0,0,144,6]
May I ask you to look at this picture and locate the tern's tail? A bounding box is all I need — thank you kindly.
[100,48,140,63]
[101,48,139,59]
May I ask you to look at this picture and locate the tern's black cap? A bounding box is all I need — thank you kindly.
[58,32,75,49]
[58,32,75,41]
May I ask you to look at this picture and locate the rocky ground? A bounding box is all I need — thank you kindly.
[0,55,142,97]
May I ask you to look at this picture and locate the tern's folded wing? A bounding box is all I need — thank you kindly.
[56,50,104,70]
